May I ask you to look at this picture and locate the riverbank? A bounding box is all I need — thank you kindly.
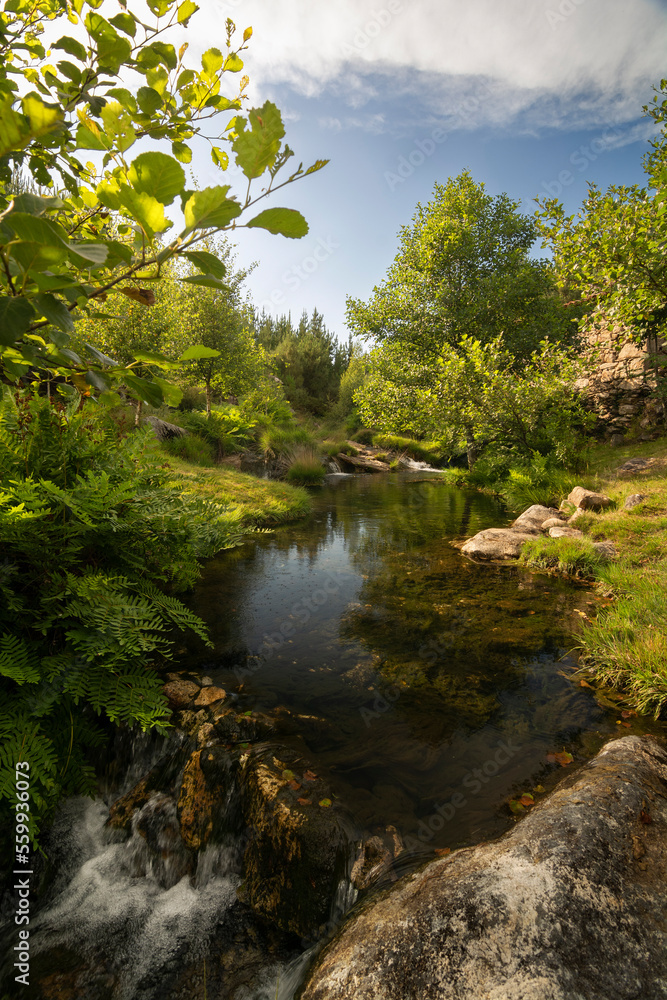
[161,454,313,527]
[520,436,667,718]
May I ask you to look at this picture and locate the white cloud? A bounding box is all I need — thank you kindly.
[192,0,667,131]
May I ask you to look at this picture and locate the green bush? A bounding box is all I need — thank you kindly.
[177,386,208,412]
[0,390,245,845]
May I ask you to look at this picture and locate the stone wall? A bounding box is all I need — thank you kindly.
[574,320,666,440]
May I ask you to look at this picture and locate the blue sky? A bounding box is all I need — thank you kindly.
[175,0,667,340]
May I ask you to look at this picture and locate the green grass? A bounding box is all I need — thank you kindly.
[160,453,312,527]
[520,433,667,717]
[259,425,315,455]
[520,536,608,579]
[370,433,445,464]
[162,434,215,466]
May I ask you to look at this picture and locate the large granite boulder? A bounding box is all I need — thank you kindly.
[567,487,613,511]
[300,736,667,1000]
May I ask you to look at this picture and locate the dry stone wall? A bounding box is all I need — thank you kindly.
[575,320,666,439]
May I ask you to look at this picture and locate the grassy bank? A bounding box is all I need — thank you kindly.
[520,436,667,717]
[161,454,312,528]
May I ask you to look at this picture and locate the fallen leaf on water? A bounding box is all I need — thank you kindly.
[297,798,312,806]
[434,848,451,856]
[509,799,526,815]
[519,794,535,807]
[622,710,637,718]
[579,680,594,689]
[282,769,295,780]
[640,809,652,825]
[288,780,302,790]
[319,798,332,808]
[303,769,318,781]
[534,785,546,794]
[620,721,631,728]
[528,611,536,615]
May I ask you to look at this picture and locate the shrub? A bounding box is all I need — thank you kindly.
[177,386,208,412]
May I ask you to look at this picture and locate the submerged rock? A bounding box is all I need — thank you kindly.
[300,735,667,1000]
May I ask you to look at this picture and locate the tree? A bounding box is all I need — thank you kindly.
[346,170,573,362]
[535,80,667,349]
[0,0,327,404]
[354,336,591,468]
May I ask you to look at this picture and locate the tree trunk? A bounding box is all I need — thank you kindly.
[205,381,212,417]
[465,427,480,470]
[134,398,142,427]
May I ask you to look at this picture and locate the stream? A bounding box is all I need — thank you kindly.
[2,472,664,999]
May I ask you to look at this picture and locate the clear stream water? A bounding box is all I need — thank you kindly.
[3,472,664,1000]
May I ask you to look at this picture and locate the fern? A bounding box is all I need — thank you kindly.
[0,634,40,684]
[0,388,248,850]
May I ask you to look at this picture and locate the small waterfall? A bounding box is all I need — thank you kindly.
[397,454,441,472]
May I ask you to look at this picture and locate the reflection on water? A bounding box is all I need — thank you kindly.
[183,473,662,852]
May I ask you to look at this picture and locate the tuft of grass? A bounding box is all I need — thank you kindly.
[285,445,326,485]
[519,536,608,579]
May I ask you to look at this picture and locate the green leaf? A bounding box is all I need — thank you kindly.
[123,373,164,406]
[150,42,178,70]
[21,95,63,140]
[178,345,220,360]
[181,250,226,278]
[182,186,241,233]
[211,146,229,170]
[223,52,243,72]
[106,88,137,113]
[34,293,74,332]
[177,1,198,24]
[4,213,68,246]
[52,35,88,61]
[11,242,69,273]
[109,12,137,36]
[246,207,308,239]
[128,152,185,206]
[137,87,163,115]
[101,103,136,153]
[2,193,65,217]
[154,376,183,406]
[171,141,192,163]
[118,187,169,239]
[68,243,108,266]
[201,48,223,77]
[0,297,36,345]
[75,123,112,151]
[180,274,228,289]
[232,101,285,180]
[133,350,178,370]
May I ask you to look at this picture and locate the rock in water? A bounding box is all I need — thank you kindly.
[460,528,537,560]
[300,736,667,1000]
[511,504,560,532]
